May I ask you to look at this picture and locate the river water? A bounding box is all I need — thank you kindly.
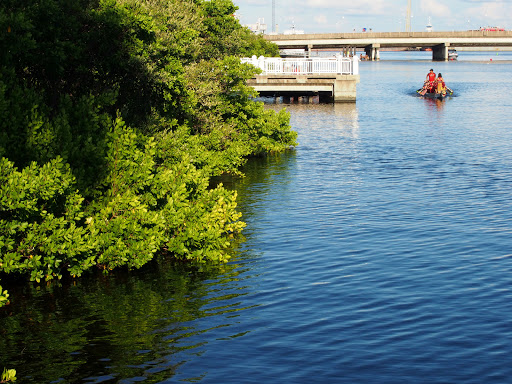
[2,51,512,383]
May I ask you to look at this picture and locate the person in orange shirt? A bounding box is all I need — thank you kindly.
[436,73,446,94]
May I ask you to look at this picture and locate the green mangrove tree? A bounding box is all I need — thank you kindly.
[0,0,296,305]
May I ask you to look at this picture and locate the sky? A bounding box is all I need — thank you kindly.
[233,0,512,34]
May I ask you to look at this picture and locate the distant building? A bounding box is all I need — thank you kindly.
[246,18,267,34]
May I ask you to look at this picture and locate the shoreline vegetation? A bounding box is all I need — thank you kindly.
[0,0,297,306]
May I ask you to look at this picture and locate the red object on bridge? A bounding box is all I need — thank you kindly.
[480,27,505,31]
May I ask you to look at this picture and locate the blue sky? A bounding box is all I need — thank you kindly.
[234,0,512,33]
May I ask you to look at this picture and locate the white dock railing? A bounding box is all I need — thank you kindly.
[241,55,359,75]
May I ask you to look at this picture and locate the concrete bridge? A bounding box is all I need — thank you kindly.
[266,31,512,61]
[242,56,360,102]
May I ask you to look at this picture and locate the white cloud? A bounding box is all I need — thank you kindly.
[420,0,452,18]
[314,14,328,25]
[300,0,389,15]
[235,0,512,33]
[465,2,512,24]
[237,0,270,6]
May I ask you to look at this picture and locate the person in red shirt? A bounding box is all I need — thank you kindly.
[426,68,436,83]
[420,69,436,95]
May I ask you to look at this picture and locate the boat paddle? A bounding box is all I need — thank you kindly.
[417,81,429,96]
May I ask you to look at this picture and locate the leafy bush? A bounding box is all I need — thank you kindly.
[0,286,8,307]
[0,0,296,306]
[0,157,93,282]
[1,368,16,383]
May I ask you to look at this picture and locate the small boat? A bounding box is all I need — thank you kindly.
[417,83,453,100]
[416,89,453,100]
[448,49,458,60]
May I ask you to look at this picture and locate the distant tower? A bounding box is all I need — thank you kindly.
[405,0,411,32]
[426,17,432,32]
[272,0,276,33]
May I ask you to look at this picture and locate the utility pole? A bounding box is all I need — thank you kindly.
[405,0,411,32]
[272,0,276,33]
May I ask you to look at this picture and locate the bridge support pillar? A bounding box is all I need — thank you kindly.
[433,43,450,61]
[341,47,357,58]
[365,44,380,61]
[306,44,313,58]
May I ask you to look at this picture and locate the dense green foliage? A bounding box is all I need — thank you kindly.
[0,0,296,305]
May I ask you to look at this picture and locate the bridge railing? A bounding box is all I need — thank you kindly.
[241,55,359,75]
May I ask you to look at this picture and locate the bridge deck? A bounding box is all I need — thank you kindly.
[266,31,512,49]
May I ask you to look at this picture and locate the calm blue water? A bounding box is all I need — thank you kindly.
[2,55,512,383]
[378,49,512,62]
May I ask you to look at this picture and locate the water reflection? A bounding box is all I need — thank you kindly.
[424,97,446,111]
[0,259,259,383]
[265,102,360,139]
[332,103,360,138]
